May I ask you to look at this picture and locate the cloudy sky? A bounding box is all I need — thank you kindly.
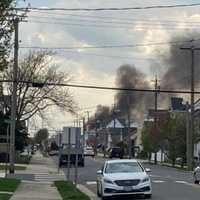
[16,0,200,132]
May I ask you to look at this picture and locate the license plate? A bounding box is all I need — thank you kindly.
[123,186,133,192]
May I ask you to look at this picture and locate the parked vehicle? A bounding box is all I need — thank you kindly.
[108,147,124,159]
[59,127,84,167]
[59,148,84,167]
[97,159,152,199]
[84,146,95,157]
[48,150,58,156]
[194,166,200,184]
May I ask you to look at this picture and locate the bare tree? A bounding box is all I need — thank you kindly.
[3,51,76,122]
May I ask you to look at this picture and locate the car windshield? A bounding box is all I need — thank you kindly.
[105,162,144,174]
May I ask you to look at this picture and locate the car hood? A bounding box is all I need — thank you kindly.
[104,172,148,181]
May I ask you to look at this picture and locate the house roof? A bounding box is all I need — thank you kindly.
[106,118,124,128]
[106,119,138,129]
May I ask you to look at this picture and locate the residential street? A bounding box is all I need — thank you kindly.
[59,156,200,200]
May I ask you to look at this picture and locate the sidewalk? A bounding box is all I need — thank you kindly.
[10,151,65,200]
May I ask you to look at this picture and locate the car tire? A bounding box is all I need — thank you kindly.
[144,194,152,199]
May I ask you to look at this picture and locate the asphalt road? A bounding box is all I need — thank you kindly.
[59,156,200,200]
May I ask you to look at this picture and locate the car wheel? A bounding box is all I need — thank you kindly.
[144,194,152,199]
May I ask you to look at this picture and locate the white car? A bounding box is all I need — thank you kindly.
[84,146,95,157]
[97,159,152,199]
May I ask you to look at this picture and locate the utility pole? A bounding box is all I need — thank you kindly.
[85,111,90,122]
[127,96,132,159]
[180,45,200,170]
[9,18,19,174]
[154,76,159,165]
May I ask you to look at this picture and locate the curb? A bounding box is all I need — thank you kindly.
[77,184,98,200]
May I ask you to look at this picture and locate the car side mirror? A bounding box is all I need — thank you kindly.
[97,170,103,175]
[145,168,151,173]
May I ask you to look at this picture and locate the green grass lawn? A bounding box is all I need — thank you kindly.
[0,178,21,192]
[0,194,12,200]
[54,181,90,200]
[0,165,26,170]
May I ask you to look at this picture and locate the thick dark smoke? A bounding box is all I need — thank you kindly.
[159,33,200,104]
[161,35,200,90]
[115,64,154,120]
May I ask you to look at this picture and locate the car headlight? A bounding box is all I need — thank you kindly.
[142,177,150,183]
[104,178,114,184]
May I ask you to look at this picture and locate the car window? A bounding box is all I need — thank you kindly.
[105,162,144,174]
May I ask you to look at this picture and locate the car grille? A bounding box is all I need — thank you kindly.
[115,179,140,186]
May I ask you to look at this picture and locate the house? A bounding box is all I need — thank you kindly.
[96,118,138,151]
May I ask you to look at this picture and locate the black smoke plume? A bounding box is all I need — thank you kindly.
[161,34,200,91]
[115,64,153,119]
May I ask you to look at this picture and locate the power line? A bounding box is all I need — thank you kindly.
[2,79,200,95]
[14,3,200,12]
[26,20,200,31]
[20,49,154,61]
[19,38,200,50]
[30,10,200,25]
[28,14,200,27]
[28,15,200,30]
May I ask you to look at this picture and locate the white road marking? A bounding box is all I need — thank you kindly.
[86,181,97,185]
[152,180,165,183]
[175,181,200,188]
[175,181,188,184]
[150,174,162,178]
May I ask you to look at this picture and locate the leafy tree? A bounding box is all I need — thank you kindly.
[34,128,49,144]
[141,123,155,161]
[161,114,186,166]
[0,0,16,71]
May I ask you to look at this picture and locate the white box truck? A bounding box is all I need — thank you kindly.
[59,127,84,167]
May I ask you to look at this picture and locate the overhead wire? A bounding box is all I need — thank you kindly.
[1,79,200,95]
[19,38,200,50]
[29,10,200,25]
[18,50,154,61]
[28,13,200,27]
[14,3,200,11]
[26,19,200,31]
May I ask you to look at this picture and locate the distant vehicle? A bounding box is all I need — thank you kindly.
[108,147,124,159]
[97,159,152,199]
[59,127,84,167]
[48,150,58,156]
[84,146,95,157]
